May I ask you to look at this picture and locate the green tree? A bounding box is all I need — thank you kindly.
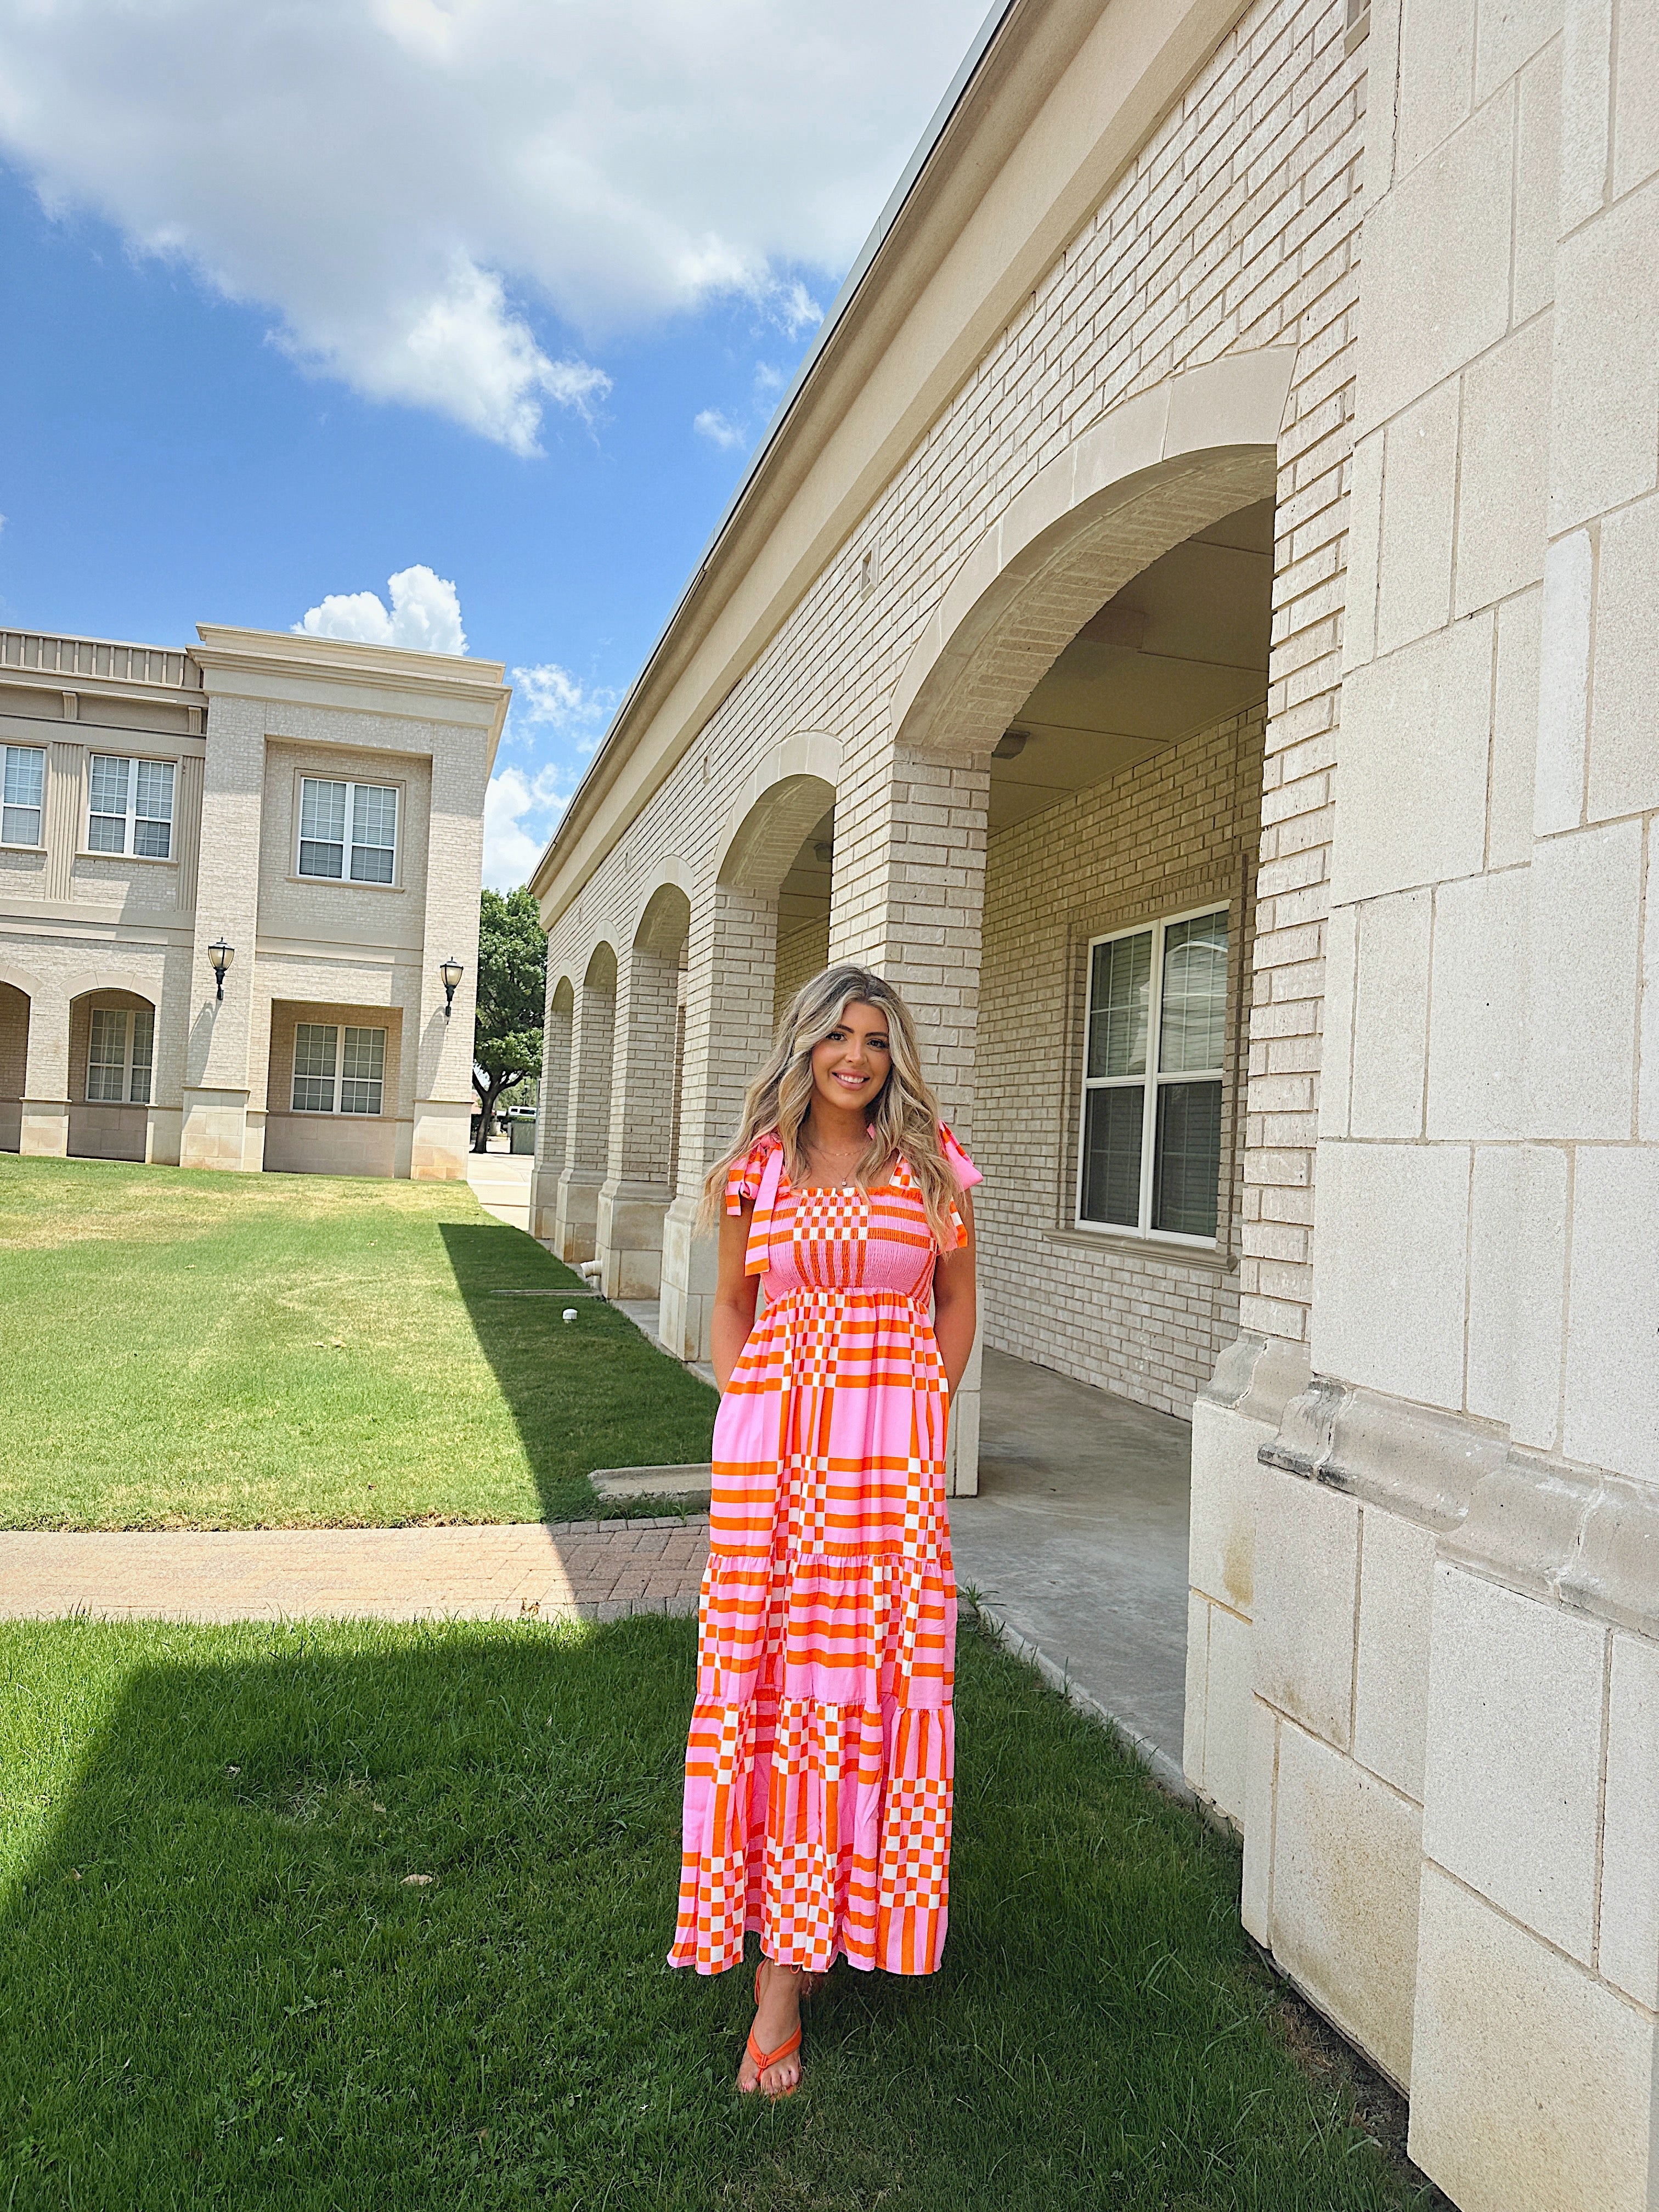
[472,885,548,1151]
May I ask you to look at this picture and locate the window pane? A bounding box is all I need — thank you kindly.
[1159,912,1228,1074]
[349,785,396,884]
[349,842,394,884]
[1080,1084,1144,1227]
[129,1006,155,1105]
[3,748,44,809]
[291,1022,337,1113]
[1087,932,1152,1078]
[87,1007,128,1102]
[298,779,347,878]
[132,760,174,857]
[300,779,347,840]
[1,805,41,846]
[299,839,343,878]
[1153,1079,1222,1238]
[88,754,131,854]
[340,1025,386,1115]
[89,755,131,815]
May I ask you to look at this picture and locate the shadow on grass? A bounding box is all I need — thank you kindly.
[437,1221,715,1523]
[0,1616,1434,2212]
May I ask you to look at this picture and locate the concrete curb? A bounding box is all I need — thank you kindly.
[966,1595,1196,1807]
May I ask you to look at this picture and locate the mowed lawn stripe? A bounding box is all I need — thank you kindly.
[0,1156,715,1530]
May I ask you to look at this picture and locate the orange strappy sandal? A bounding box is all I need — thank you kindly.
[742,1962,804,2098]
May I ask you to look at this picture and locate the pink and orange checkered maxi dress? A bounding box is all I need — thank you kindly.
[668,1123,980,1979]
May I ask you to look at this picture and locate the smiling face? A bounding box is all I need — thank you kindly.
[809,998,892,1120]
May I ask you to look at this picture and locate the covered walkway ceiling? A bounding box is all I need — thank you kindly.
[989,495,1273,830]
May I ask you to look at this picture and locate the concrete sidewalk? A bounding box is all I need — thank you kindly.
[951,1349,1192,1790]
[0,1516,708,1624]
[466,1147,533,1232]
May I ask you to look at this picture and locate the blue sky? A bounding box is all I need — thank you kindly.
[0,0,991,884]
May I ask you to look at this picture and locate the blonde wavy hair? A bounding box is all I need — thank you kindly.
[700,964,964,1249]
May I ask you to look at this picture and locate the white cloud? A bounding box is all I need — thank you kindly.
[483,763,568,889]
[0,1,990,451]
[694,408,747,452]
[511,661,615,741]
[296,564,467,654]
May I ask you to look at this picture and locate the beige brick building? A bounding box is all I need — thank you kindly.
[527,1,1659,2204]
[0,625,506,1178]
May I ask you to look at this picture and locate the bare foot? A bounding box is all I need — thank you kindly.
[736,1957,804,2097]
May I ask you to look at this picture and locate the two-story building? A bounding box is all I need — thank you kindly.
[0,624,507,1177]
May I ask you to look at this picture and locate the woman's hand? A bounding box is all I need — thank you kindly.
[932,1187,977,1399]
[710,1198,760,1394]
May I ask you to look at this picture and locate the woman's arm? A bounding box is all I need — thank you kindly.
[932,1187,977,1398]
[710,1198,761,1394]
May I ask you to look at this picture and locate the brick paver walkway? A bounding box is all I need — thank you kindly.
[0,1516,709,1624]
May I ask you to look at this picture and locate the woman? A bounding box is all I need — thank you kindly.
[667,963,979,2098]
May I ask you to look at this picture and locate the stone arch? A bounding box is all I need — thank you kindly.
[716,735,840,894]
[633,879,693,958]
[891,351,1294,760]
[0,957,46,1002]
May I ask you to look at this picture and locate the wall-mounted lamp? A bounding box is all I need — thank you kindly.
[440,956,465,1019]
[207,938,234,1002]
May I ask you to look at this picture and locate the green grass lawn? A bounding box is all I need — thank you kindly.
[0,1613,1434,2212]
[0,1155,716,1530]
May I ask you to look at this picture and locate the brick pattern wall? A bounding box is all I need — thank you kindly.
[543,0,1366,1362]
[609,943,680,1180]
[568,967,617,1175]
[773,915,830,1025]
[978,706,1264,1415]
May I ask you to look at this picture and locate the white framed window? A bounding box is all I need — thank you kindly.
[297,777,398,884]
[1076,905,1229,1243]
[291,1023,386,1116]
[86,1005,155,1105]
[2,746,45,846]
[87,754,175,859]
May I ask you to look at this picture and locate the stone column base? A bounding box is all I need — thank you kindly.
[943,1325,983,1497]
[659,1194,717,1363]
[596,1177,671,1299]
[552,1167,605,1266]
[18,1098,69,1157]
[179,1088,251,1172]
[409,1099,469,1181]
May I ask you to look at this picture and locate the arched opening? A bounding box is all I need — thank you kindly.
[708,766,838,1121]
[532,975,574,1244]
[0,981,29,1152]
[67,989,157,1161]
[874,358,1286,1781]
[551,942,616,1265]
[657,765,838,1364]
[595,883,693,1298]
[773,805,835,1026]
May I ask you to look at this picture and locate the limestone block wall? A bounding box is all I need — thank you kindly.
[1182,5,1659,2206]
[976,703,1263,1418]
